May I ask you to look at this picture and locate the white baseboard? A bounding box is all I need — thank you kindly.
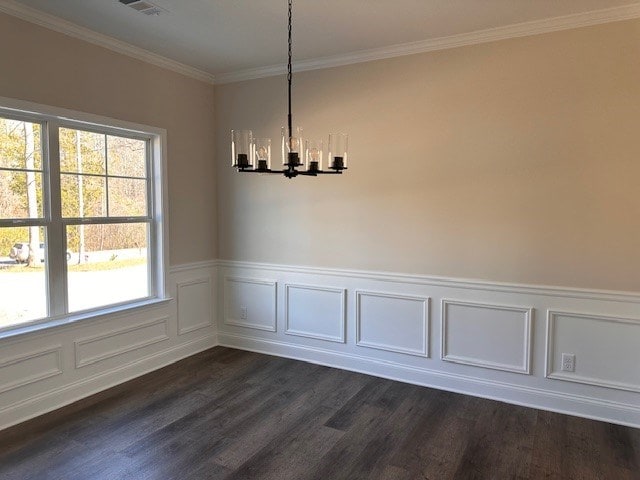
[218,332,640,428]
[0,334,217,431]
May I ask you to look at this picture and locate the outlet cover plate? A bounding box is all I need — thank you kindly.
[561,353,576,372]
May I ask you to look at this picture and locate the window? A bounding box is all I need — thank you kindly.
[0,100,166,331]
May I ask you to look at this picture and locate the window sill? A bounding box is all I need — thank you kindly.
[0,297,173,341]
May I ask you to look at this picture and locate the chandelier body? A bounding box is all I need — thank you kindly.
[231,0,348,179]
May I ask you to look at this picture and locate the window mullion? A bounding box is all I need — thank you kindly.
[45,120,68,317]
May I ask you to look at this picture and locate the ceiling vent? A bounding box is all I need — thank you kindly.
[118,0,166,16]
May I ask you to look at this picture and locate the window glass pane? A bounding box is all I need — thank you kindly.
[108,178,147,217]
[61,174,106,218]
[59,128,106,175]
[0,170,44,219]
[0,227,47,329]
[107,135,146,178]
[66,223,149,313]
[0,118,43,170]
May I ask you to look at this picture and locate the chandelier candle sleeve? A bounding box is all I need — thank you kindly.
[305,139,323,172]
[254,138,272,171]
[231,130,253,169]
[328,133,348,170]
[282,126,303,167]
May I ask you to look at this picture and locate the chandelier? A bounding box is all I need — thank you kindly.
[231,0,348,179]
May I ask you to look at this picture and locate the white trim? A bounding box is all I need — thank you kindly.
[0,345,62,394]
[355,290,430,358]
[284,283,346,343]
[545,310,640,393]
[0,334,217,432]
[2,0,638,86]
[177,277,214,335]
[169,260,216,274]
[223,276,277,332]
[74,316,169,368]
[217,259,640,303]
[154,124,170,302]
[0,96,167,137]
[218,332,640,428]
[0,298,171,342]
[0,0,215,84]
[213,3,640,83]
[440,299,533,375]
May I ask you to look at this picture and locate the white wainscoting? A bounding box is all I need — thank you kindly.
[75,316,170,368]
[441,300,532,374]
[284,284,346,343]
[546,310,640,393]
[224,276,277,332]
[177,278,213,335]
[356,291,429,357]
[0,346,62,395]
[3,258,640,432]
[217,260,640,428]
[0,261,217,432]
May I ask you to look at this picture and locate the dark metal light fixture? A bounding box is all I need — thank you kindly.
[231,0,348,179]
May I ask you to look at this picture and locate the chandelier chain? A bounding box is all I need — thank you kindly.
[287,0,293,140]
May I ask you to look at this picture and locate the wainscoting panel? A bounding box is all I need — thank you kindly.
[0,346,62,395]
[285,284,346,343]
[546,311,640,392]
[75,317,170,368]
[441,300,533,374]
[177,278,213,335]
[224,277,277,332]
[356,291,429,357]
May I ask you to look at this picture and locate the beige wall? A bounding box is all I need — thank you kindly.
[216,19,640,292]
[1,10,638,291]
[0,12,216,266]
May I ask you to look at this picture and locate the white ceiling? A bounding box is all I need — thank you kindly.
[5,0,640,81]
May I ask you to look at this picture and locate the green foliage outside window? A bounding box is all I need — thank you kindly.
[1,119,147,255]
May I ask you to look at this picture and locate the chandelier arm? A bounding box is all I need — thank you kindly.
[237,169,343,176]
[287,0,293,141]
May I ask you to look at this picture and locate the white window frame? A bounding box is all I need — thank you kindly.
[0,96,169,336]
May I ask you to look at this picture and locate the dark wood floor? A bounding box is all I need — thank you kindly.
[1,347,638,480]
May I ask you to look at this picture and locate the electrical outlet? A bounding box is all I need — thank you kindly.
[561,353,575,372]
[240,307,248,320]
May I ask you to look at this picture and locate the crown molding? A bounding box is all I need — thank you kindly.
[0,0,215,84]
[1,0,639,86]
[215,2,640,84]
